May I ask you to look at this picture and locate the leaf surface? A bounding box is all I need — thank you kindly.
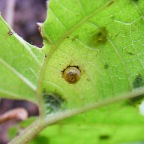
[0,15,43,103]
[41,0,144,109]
[34,0,144,143]
[31,102,144,144]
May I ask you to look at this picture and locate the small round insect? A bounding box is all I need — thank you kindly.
[63,66,81,84]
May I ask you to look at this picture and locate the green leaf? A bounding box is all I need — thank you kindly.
[40,0,144,109]
[31,0,144,142]
[1,0,144,109]
[0,14,43,103]
[30,101,144,144]
[1,0,144,143]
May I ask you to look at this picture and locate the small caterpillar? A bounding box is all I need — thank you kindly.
[63,66,81,84]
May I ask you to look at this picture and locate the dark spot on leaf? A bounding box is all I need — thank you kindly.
[132,0,139,2]
[45,54,47,58]
[33,135,49,144]
[128,74,144,105]
[133,74,144,88]
[128,95,144,105]
[89,27,108,47]
[111,16,115,20]
[43,93,65,114]
[104,63,109,69]
[99,134,110,140]
[127,52,134,55]
[8,30,13,36]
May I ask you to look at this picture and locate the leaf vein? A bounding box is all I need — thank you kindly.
[0,58,36,91]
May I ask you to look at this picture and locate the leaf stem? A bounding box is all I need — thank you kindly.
[9,87,144,144]
[8,118,42,144]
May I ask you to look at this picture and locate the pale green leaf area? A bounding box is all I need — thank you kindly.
[0,14,44,103]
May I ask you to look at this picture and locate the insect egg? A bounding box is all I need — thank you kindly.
[63,66,81,84]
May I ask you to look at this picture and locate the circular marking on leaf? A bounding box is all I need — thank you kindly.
[133,74,144,88]
[63,66,81,84]
[127,74,144,106]
[127,52,134,56]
